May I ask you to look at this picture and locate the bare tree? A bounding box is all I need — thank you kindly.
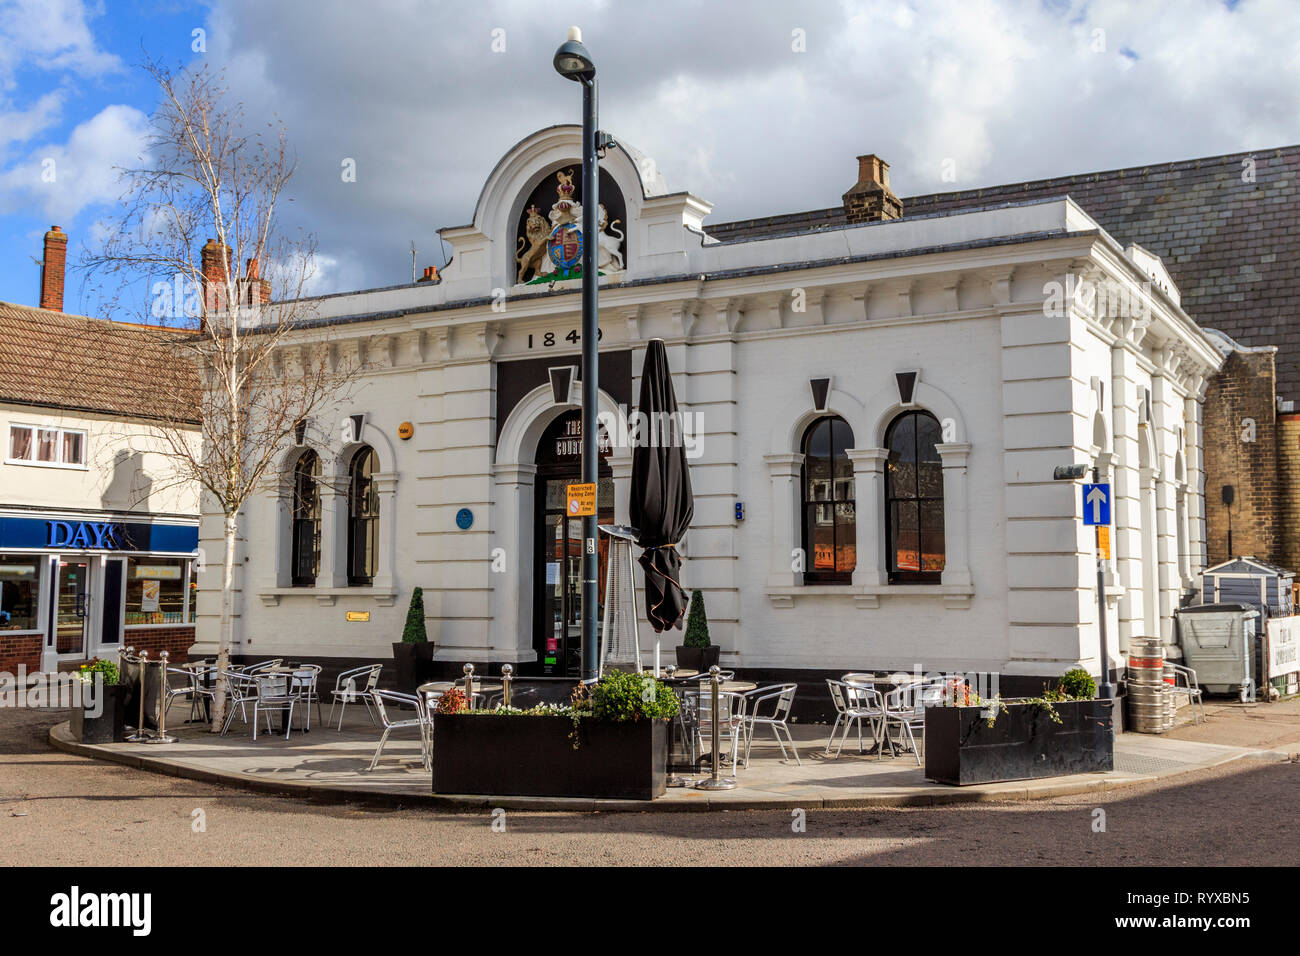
[84,59,360,731]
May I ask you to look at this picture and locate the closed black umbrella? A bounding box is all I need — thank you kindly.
[630,339,694,653]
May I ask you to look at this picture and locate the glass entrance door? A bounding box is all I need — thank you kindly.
[532,409,616,677]
[53,557,91,657]
[536,478,615,676]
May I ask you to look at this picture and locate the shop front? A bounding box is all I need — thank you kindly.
[0,511,199,673]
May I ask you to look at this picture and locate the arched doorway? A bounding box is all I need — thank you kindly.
[531,410,615,676]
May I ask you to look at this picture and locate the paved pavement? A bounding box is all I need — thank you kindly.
[45,696,1294,810]
[2,703,1297,866]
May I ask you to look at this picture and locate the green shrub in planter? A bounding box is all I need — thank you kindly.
[683,589,710,648]
[402,587,429,644]
[676,590,720,671]
[1057,667,1097,701]
[591,670,678,721]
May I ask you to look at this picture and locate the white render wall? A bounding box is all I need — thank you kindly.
[0,403,199,518]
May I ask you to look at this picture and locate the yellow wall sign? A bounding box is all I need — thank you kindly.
[346,611,370,623]
[566,482,597,517]
[398,421,414,440]
[1097,526,1111,560]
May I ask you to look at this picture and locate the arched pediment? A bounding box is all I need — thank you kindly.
[435,125,709,298]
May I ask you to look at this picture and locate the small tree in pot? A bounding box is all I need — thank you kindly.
[675,589,720,672]
[392,587,435,692]
[70,659,129,744]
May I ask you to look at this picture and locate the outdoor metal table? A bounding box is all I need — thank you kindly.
[264,666,312,735]
[419,680,503,709]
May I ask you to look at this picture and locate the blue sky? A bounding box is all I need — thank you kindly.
[1,0,1297,321]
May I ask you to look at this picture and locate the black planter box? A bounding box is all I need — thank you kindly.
[69,683,128,744]
[675,645,720,672]
[432,714,668,799]
[924,699,1114,786]
[392,642,437,693]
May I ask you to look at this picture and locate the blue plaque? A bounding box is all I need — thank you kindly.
[455,508,474,530]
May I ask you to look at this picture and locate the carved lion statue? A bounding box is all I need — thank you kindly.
[515,205,550,284]
[597,203,625,273]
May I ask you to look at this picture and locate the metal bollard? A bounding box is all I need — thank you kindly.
[462,662,475,711]
[143,651,178,744]
[501,664,513,708]
[695,665,737,791]
[125,650,150,742]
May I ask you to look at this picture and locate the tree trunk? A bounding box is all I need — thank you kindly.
[209,511,237,732]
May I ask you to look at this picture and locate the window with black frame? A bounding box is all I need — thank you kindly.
[347,446,379,585]
[291,450,321,586]
[885,410,945,582]
[801,415,856,584]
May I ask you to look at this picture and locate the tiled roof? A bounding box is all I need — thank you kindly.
[705,145,1300,397]
[0,301,200,424]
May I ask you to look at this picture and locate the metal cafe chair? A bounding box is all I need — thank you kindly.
[328,664,383,730]
[243,659,284,675]
[252,673,298,741]
[825,679,884,758]
[219,672,261,736]
[163,666,203,723]
[288,664,323,730]
[367,690,430,771]
[880,681,946,766]
[741,683,800,767]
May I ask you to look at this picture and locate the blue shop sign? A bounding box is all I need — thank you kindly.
[0,515,198,554]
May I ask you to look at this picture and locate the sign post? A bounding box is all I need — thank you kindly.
[1082,475,1115,701]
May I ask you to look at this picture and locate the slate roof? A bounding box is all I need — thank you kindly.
[706,145,1300,397]
[0,301,201,424]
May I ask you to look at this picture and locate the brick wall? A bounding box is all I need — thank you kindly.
[1277,414,1300,572]
[1203,350,1281,565]
[0,633,43,674]
[121,626,195,665]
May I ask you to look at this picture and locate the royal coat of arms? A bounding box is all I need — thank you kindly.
[514,168,624,284]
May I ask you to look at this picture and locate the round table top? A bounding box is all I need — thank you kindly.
[844,672,921,685]
[708,680,757,693]
[418,680,504,694]
[645,668,699,679]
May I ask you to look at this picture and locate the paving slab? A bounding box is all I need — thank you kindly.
[47,703,1290,812]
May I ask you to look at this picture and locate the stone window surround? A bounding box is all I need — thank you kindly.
[258,427,398,607]
[765,377,973,609]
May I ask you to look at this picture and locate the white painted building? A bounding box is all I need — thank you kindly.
[192,126,1223,692]
[1,290,201,676]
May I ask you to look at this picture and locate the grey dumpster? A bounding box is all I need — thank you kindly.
[1175,604,1259,698]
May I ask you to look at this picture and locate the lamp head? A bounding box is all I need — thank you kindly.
[554,26,595,80]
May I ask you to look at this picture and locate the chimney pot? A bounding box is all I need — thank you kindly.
[39,225,69,312]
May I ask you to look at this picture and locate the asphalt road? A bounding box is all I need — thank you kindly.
[1,705,1296,867]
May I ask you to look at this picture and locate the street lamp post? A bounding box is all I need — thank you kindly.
[555,27,601,680]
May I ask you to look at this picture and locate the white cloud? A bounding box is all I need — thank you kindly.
[0,0,121,88]
[0,103,148,221]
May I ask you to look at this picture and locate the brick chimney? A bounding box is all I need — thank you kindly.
[200,238,231,314]
[39,225,68,311]
[416,265,439,283]
[842,154,903,224]
[242,257,271,306]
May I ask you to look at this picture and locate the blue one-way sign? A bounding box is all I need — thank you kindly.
[1082,483,1111,526]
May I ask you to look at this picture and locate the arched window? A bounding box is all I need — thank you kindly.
[290,450,321,587]
[885,410,945,582]
[347,446,379,586]
[801,416,856,584]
